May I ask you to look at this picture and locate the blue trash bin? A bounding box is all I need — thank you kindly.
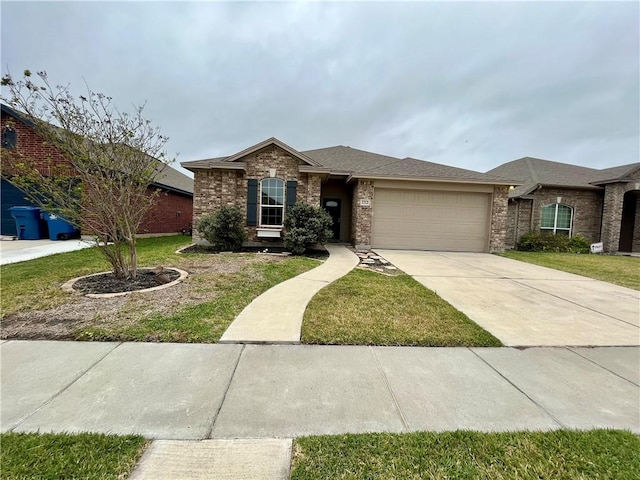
[9,206,43,240]
[42,212,78,240]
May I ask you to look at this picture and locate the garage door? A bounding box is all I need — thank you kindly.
[372,188,490,252]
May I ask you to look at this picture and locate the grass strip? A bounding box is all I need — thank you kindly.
[302,268,501,347]
[0,432,147,480]
[500,251,640,290]
[76,256,320,342]
[291,430,640,480]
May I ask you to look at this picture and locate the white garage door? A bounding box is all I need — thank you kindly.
[372,188,491,252]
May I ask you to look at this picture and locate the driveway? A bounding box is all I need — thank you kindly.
[376,250,640,346]
[0,238,95,265]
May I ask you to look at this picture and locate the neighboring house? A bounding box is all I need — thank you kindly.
[1,104,193,237]
[182,137,515,253]
[487,157,640,253]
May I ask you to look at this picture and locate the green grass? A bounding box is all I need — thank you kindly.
[302,268,501,347]
[1,235,192,317]
[291,430,640,480]
[500,251,640,290]
[0,432,147,479]
[76,256,320,342]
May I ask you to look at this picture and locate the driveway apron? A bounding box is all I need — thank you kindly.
[376,250,640,346]
[219,244,359,343]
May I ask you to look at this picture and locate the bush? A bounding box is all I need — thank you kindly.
[197,206,246,251]
[516,232,590,253]
[284,203,333,255]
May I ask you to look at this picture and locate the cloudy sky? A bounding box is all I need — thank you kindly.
[2,1,638,176]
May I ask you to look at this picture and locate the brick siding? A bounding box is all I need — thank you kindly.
[352,180,374,248]
[489,186,509,252]
[510,187,604,246]
[191,144,322,244]
[1,112,190,235]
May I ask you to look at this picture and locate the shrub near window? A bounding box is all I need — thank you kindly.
[517,232,590,253]
[197,206,247,251]
[284,203,333,255]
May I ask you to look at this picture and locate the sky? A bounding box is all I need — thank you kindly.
[1,1,638,177]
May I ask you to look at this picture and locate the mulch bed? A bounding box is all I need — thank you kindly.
[72,268,181,294]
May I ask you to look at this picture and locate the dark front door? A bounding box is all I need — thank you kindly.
[323,198,341,240]
[619,191,638,252]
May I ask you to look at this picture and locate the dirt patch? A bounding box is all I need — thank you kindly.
[180,244,330,260]
[0,253,288,341]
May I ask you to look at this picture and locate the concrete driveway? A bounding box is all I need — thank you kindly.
[376,250,640,347]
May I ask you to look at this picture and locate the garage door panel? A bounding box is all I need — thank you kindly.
[372,188,490,252]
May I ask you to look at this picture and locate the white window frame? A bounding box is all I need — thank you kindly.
[259,178,285,227]
[540,203,573,235]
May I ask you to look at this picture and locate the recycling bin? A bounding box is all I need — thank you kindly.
[42,212,78,240]
[9,206,43,240]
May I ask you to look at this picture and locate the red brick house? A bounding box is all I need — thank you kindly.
[182,137,515,252]
[1,104,193,237]
[488,157,640,253]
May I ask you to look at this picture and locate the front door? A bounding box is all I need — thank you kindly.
[323,198,341,240]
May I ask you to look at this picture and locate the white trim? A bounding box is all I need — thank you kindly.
[540,203,573,235]
[259,177,285,227]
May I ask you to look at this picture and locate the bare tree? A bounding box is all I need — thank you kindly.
[1,70,171,279]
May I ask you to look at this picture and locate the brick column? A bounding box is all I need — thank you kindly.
[353,180,374,249]
[489,186,509,252]
[307,174,321,205]
[601,183,625,253]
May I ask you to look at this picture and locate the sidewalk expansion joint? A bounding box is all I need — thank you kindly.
[468,347,566,429]
[10,341,123,432]
[567,347,640,387]
[207,344,245,439]
[370,346,410,432]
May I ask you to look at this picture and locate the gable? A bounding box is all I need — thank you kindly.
[224,137,321,167]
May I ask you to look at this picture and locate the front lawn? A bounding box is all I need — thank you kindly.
[500,251,640,290]
[291,430,640,480]
[302,268,501,347]
[0,432,147,480]
[1,235,192,316]
[1,235,320,342]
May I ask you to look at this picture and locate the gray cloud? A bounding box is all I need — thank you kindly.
[2,1,638,176]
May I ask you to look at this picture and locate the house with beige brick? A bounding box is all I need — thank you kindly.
[488,157,640,253]
[182,137,515,253]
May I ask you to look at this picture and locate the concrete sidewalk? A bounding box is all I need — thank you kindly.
[220,244,359,343]
[2,341,638,439]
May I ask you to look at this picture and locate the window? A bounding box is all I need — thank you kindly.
[2,126,16,149]
[541,203,572,235]
[260,178,284,226]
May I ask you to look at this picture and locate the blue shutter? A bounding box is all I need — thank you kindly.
[286,180,297,211]
[247,179,258,226]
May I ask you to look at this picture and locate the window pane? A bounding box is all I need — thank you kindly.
[556,205,572,229]
[540,205,556,228]
[261,206,283,226]
[261,178,284,206]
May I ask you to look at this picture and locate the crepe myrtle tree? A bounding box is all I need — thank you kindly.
[1,70,171,279]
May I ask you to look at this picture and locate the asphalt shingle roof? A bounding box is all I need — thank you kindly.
[182,142,515,184]
[2,103,193,195]
[154,163,193,194]
[487,157,640,198]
